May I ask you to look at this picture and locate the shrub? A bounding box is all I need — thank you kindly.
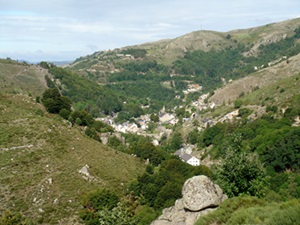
[41,88,72,114]
[59,108,71,120]
[266,201,300,225]
[216,149,268,197]
[234,99,243,109]
[195,196,266,225]
[81,189,119,212]
[238,108,252,118]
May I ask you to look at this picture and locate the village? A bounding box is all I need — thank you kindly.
[97,89,242,167]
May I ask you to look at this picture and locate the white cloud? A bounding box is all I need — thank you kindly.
[1,0,300,61]
[61,22,115,34]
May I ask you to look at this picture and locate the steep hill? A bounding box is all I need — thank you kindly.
[0,93,145,224]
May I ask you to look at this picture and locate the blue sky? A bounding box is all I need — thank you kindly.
[1,0,299,62]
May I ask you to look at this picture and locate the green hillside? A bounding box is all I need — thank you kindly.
[0,59,48,97]
[0,93,145,224]
[63,18,300,118]
[1,17,300,225]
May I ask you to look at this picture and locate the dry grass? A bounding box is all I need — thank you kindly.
[0,94,145,224]
[0,59,48,97]
[210,53,300,106]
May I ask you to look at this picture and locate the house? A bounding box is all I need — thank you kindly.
[175,150,200,166]
[180,153,200,166]
[159,113,175,124]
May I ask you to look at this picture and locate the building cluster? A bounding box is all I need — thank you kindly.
[98,89,242,167]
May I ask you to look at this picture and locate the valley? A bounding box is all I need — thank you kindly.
[1,18,300,224]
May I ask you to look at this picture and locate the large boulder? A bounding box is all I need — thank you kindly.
[151,175,227,225]
[182,175,227,211]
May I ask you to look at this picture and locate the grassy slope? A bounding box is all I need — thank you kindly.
[0,94,145,224]
[0,59,48,97]
[210,53,300,106]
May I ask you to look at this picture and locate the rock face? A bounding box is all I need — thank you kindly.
[151,175,227,225]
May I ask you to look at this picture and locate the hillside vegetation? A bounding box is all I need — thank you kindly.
[64,18,300,117]
[0,93,145,224]
[0,59,48,96]
[1,17,300,225]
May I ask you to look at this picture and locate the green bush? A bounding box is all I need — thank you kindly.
[80,189,119,224]
[195,197,300,225]
[238,107,252,118]
[195,196,266,225]
[134,206,158,225]
[108,136,123,149]
[41,88,72,114]
[82,189,119,211]
[59,108,71,119]
[234,99,243,108]
[216,149,268,197]
[266,201,300,225]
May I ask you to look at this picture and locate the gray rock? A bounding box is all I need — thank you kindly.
[151,175,227,225]
[182,175,227,211]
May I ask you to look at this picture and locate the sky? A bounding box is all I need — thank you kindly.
[1,0,300,62]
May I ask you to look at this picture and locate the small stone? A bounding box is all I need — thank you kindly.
[38,208,44,213]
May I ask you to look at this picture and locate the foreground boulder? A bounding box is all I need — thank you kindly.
[151,175,227,225]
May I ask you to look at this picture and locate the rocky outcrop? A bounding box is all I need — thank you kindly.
[151,175,227,225]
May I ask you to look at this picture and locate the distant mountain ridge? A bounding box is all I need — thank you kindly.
[70,17,300,66]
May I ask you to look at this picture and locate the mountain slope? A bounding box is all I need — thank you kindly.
[134,17,300,64]
[0,59,48,97]
[69,17,300,68]
[0,93,145,224]
[64,17,300,116]
[210,52,300,105]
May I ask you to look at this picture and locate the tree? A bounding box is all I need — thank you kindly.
[69,110,94,126]
[59,108,71,119]
[169,132,182,151]
[187,128,199,145]
[202,122,225,147]
[234,99,243,109]
[41,88,71,114]
[216,149,268,197]
[150,113,159,122]
[260,128,300,172]
[154,181,182,208]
